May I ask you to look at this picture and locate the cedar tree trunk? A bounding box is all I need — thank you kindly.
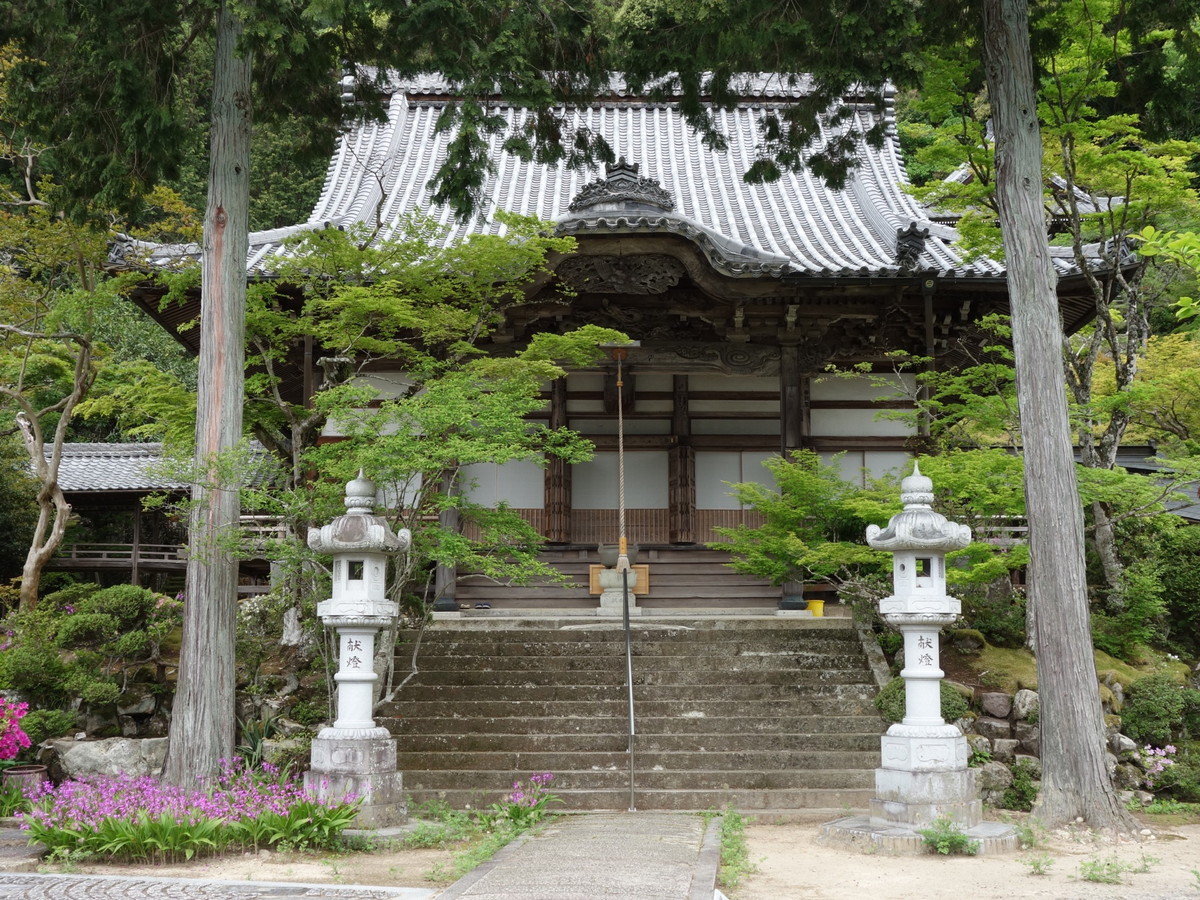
[163,0,252,786]
[982,0,1136,831]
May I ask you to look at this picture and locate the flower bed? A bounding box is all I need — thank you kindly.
[21,760,359,862]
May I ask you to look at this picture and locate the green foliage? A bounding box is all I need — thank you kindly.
[1021,853,1055,876]
[717,808,756,892]
[1090,559,1168,661]
[0,436,37,584]
[1077,856,1147,884]
[1162,745,1200,803]
[0,582,180,717]
[0,776,31,817]
[1122,675,1200,747]
[960,587,1027,649]
[968,746,992,768]
[19,709,75,747]
[874,677,970,725]
[710,450,896,585]
[1159,526,1200,657]
[1000,759,1041,812]
[917,817,979,855]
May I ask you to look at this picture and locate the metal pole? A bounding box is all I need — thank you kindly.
[613,346,636,811]
[622,566,635,811]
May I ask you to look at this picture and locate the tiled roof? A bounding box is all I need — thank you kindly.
[50,443,186,493]
[197,75,1086,282]
[136,75,1110,283]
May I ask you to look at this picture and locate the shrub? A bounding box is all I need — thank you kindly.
[19,709,75,747]
[1122,675,1196,747]
[1163,743,1200,803]
[874,677,970,724]
[1000,759,1040,811]
[1090,561,1168,662]
[961,587,1026,648]
[54,612,120,648]
[1159,526,1200,657]
[81,584,156,628]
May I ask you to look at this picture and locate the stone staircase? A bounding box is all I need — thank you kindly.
[378,617,887,813]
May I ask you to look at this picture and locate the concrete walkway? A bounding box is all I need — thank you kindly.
[438,813,720,900]
[0,812,721,900]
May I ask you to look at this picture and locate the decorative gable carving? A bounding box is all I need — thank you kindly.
[556,254,686,294]
[568,157,676,212]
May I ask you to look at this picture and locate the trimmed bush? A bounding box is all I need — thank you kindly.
[1121,674,1199,746]
[874,676,970,724]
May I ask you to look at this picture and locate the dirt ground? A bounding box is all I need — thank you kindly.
[45,814,1200,899]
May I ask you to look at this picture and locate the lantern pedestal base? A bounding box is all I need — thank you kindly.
[597,568,640,617]
[305,734,406,828]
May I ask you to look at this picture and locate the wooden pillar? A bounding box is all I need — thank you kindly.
[669,375,695,544]
[780,345,809,455]
[921,279,937,438]
[131,505,142,588]
[431,472,460,612]
[545,378,572,543]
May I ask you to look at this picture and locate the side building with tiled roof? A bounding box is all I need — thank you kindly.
[46,443,272,595]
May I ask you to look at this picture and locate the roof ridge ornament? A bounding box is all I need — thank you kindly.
[568,157,676,213]
[895,222,929,272]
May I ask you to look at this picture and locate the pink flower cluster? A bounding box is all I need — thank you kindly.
[21,758,347,833]
[0,698,31,761]
[1133,744,1177,790]
[507,772,554,808]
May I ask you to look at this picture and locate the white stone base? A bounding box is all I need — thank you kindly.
[820,815,1019,856]
[872,766,981,828]
[597,592,642,616]
[306,735,406,828]
[775,609,815,618]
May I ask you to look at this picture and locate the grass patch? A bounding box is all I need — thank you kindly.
[917,817,979,856]
[717,809,757,892]
[973,644,1038,693]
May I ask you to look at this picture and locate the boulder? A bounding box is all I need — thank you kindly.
[1013,754,1042,778]
[1110,733,1137,755]
[1114,763,1144,791]
[43,737,168,779]
[980,692,1012,719]
[1015,722,1040,755]
[966,734,992,755]
[1012,689,1039,721]
[973,716,1012,741]
[116,686,158,718]
[977,760,1014,806]
[992,738,1019,763]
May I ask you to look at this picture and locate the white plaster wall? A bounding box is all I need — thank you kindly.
[573,451,669,508]
[462,459,545,508]
[810,408,912,437]
[695,451,779,509]
[822,450,913,487]
[810,372,916,401]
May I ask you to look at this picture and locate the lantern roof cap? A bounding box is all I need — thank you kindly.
[866,462,971,553]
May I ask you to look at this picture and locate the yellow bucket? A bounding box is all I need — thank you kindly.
[805,599,825,617]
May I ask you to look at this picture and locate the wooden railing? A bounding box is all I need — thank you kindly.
[55,543,185,563]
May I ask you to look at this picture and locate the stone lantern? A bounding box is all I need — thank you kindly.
[304,471,411,827]
[864,462,976,827]
[821,463,1015,852]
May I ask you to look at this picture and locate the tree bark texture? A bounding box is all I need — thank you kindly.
[163,0,252,786]
[5,331,94,610]
[982,0,1135,831]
